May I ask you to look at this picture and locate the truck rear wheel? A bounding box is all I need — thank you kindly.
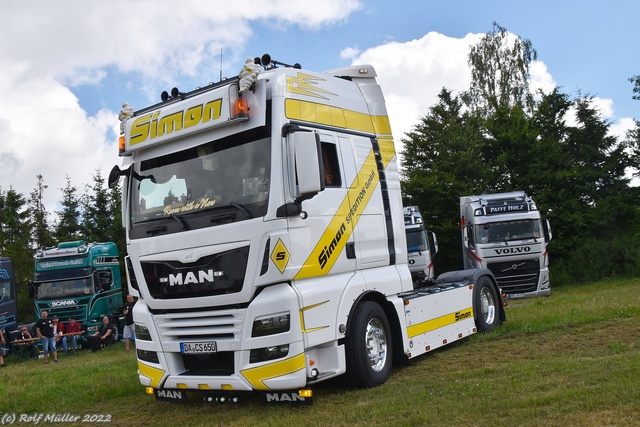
[345,301,393,388]
[474,276,499,332]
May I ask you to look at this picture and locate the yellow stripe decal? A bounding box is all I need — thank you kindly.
[137,361,165,389]
[300,301,330,333]
[378,136,396,169]
[294,149,379,280]
[240,353,306,390]
[286,99,395,136]
[284,98,397,279]
[406,308,474,338]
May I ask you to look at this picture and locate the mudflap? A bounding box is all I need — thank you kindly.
[260,390,313,406]
[154,388,189,403]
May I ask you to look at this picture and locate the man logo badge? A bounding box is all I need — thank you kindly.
[160,269,224,286]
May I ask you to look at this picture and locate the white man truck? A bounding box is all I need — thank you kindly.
[404,206,438,285]
[460,192,552,298]
[109,54,505,404]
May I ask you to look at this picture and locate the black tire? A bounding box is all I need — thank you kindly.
[344,301,393,388]
[474,276,500,333]
[109,316,120,343]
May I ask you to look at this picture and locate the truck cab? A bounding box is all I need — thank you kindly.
[403,206,438,285]
[29,241,124,337]
[460,192,552,298]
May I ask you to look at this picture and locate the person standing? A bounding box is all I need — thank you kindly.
[122,294,137,351]
[36,311,59,364]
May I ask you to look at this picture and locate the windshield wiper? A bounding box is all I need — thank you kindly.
[229,202,252,219]
[171,214,189,230]
[146,224,167,235]
[209,202,253,225]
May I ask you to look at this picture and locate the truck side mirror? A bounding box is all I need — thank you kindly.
[544,219,552,242]
[28,280,35,298]
[465,225,475,249]
[293,131,324,197]
[108,165,123,188]
[428,231,439,255]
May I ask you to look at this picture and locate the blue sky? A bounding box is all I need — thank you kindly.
[1,0,638,214]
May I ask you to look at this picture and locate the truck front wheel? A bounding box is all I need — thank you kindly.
[474,276,499,333]
[345,301,393,388]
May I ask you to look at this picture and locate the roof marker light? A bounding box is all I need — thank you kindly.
[118,135,126,154]
[233,97,249,119]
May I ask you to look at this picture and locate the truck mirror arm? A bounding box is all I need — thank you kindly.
[276,202,302,218]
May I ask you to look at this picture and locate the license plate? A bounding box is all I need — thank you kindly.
[180,342,217,354]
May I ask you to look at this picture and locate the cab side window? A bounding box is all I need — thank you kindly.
[321,142,341,187]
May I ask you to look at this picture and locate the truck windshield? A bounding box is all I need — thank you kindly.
[0,280,12,303]
[130,133,271,226]
[36,277,93,299]
[476,219,543,243]
[406,228,428,253]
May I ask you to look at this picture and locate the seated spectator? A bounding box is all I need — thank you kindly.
[13,326,38,359]
[63,317,83,352]
[0,329,5,367]
[52,316,68,354]
[87,316,115,352]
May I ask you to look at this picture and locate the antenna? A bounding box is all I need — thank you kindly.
[219,48,223,81]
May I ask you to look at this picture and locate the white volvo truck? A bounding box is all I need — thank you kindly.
[460,192,552,298]
[109,54,505,404]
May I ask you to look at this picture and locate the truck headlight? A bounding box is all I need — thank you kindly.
[250,344,290,363]
[137,349,159,364]
[135,324,152,341]
[252,312,290,337]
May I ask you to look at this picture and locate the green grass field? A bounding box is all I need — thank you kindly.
[1,279,639,426]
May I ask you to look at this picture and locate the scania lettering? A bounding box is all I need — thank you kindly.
[0,258,18,338]
[460,192,552,298]
[403,206,438,285]
[109,54,505,405]
[29,241,124,339]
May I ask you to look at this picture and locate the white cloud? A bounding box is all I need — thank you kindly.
[340,47,361,61]
[346,32,483,142]
[529,60,556,95]
[0,0,362,219]
[610,116,636,140]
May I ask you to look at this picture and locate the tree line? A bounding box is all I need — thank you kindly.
[401,23,640,285]
[0,171,123,322]
[2,23,639,323]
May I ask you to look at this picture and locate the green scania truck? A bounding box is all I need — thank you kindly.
[29,241,124,341]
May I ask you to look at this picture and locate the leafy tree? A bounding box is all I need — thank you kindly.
[81,169,114,243]
[107,180,125,261]
[401,89,487,271]
[55,175,83,242]
[0,188,30,251]
[630,74,640,101]
[462,22,537,116]
[401,23,640,284]
[0,187,34,322]
[28,174,53,249]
